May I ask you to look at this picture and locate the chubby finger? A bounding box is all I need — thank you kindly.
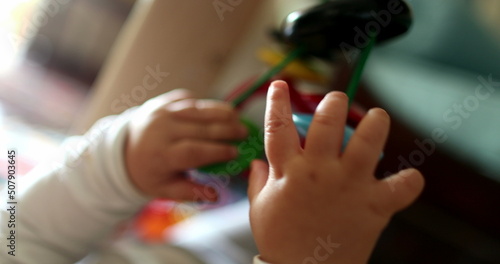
[248,160,270,202]
[377,168,425,214]
[136,89,196,115]
[171,122,248,141]
[342,108,390,175]
[161,88,197,102]
[166,140,238,170]
[152,89,196,106]
[264,81,301,172]
[305,92,348,158]
[169,99,239,123]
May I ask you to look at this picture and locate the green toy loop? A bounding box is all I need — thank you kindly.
[198,118,263,176]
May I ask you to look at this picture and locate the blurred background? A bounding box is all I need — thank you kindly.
[1,0,500,263]
[0,0,136,171]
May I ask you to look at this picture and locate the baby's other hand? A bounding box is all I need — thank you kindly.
[248,81,424,264]
[125,89,247,201]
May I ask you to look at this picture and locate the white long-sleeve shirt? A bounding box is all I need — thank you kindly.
[0,112,269,264]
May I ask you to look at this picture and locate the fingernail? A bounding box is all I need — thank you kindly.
[399,168,415,177]
[230,146,239,158]
[271,80,287,89]
[329,91,347,100]
[368,108,387,115]
[268,81,287,98]
[202,186,219,203]
[239,125,248,137]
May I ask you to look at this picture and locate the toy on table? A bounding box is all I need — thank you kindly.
[133,0,413,242]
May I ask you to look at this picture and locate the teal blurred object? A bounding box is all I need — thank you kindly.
[293,113,385,159]
[292,113,354,151]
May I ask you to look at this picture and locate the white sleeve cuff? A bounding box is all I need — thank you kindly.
[1,111,151,263]
[62,112,151,214]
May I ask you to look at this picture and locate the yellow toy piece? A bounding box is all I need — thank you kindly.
[257,47,327,84]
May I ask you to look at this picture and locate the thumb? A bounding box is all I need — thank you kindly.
[248,160,269,202]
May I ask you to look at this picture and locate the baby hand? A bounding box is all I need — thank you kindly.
[248,81,424,264]
[125,89,247,201]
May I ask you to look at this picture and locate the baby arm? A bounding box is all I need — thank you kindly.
[248,81,424,264]
[0,89,246,263]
